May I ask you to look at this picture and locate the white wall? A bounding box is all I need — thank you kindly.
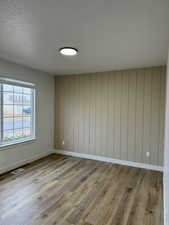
[0,59,54,174]
[164,51,169,225]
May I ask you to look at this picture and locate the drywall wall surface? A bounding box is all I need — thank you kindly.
[0,59,54,173]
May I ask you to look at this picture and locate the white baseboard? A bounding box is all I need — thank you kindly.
[0,149,163,175]
[0,150,54,175]
[53,149,163,172]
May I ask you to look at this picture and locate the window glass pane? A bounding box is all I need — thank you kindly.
[23,128,31,137]
[3,130,13,142]
[4,118,14,130]
[14,86,22,93]
[3,92,13,104]
[23,87,32,94]
[14,129,23,139]
[14,105,23,117]
[23,94,31,105]
[14,93,23,104]
[23,106,32,116]
[3,84,13,92]
[14,117,22,129]
[23,117,31,128]
[3,105,13,117]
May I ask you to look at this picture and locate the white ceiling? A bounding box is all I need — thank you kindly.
[0,0,168,75]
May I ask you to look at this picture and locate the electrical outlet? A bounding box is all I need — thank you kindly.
[62,140,64,145]
[146,152,150,157]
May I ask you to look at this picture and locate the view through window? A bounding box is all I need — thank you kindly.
[0,83,35,146]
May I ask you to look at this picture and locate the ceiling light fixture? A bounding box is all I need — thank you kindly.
[59,47,78,56]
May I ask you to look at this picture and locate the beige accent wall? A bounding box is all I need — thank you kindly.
[55,66,166,166]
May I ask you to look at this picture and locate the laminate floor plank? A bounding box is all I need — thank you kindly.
[0,154,163,225]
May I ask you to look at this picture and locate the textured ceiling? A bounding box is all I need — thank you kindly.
[0,0,168,75]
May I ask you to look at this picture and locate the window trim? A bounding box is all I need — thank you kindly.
[0,79,36,148]
[0,77,35,88]
[0,137,37,150]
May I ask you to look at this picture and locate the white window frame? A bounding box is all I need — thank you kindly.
[0,77,36,148]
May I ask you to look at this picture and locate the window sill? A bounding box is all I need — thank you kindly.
[0,137,36,150]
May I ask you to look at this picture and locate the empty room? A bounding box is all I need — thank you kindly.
[0,1,169,225]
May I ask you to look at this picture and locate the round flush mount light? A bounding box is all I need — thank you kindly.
[59,47,78,56]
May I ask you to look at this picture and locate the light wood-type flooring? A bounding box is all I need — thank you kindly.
[0,154,163,225]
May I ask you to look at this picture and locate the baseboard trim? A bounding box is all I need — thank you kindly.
[53,149,163,172]
[0,150,54,175]
[0,149,163,175]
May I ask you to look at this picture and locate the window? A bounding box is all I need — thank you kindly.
[0,79,35,147]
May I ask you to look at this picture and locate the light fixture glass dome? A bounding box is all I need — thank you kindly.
[59,47,78,56]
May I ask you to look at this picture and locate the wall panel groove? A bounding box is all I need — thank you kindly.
[55,66,166,166]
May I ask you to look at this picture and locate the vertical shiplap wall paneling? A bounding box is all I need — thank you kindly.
[95,74,101,156]
[114,71,122,159]
[70,77,74,151]
[159,68,166,165]
[142,69,152,164]
[69,77,75,150]
[63,77,69,150]
[55,77,59,148]
[65,76,73,150]
[65,77,70,150]
[73,75,80,153]
[135,69,144,163]
[59,78,63,148]
[95,74,100,156]
[89,74,96,155]
[99,73,108,156]
[151,69,161,165]
[84,75,90,155]
[55,77,64,148]
[127,70,137,162]
[112,72,117,158]
[78,75,84,153]
[107,73,114,157]
[79,75,90,153]
[120,71,129,161]
[105,73,110,157]
[55,66,166,166]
